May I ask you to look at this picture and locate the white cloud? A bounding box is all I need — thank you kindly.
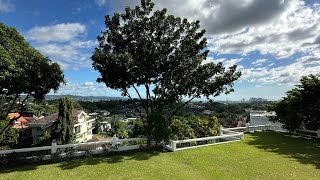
[36,44,76,59]
[239,51,320,85]
[94,0,320,88]
[27,23,96,70]
[96,0,107,7]
[203,57,242,68]
[252,59,268,66]
[51,82,121,97]
[27,23,86,42]
[34,43,92,70]
[0,0,14,12]
[209,0,320,59]
[106,0,320,63]
[83,82,94,87]
[106,0,289,35]
[70,40,98,48]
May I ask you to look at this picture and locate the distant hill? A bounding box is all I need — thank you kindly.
[44,95,128,101]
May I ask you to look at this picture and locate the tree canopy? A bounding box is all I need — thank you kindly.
[270,75,320,131]
[92,0,241,142]
[51,97,75,145]
[0,23,65,138]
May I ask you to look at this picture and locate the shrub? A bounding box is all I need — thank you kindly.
[170,116,220,140]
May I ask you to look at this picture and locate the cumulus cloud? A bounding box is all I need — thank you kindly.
[252,59,268,66]
[70,40,98,48]
[27,23,95,70]
[104,1,319,62]
[209,0,320,58]
[0,0,14,12]
[35,42,92,70]
[96,0,107,7]
[203,57,242,68]
[36,44,76,59]
[239,53,320,85]
[95,0,320,88]
[27,23,86,42]
[51,81,122,97]
[83,82,94,87]
[102,0,290,35]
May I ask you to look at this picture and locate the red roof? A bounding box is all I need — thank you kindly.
[8,113,29,124]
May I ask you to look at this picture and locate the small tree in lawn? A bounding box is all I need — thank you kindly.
[92,0,241,143]
[51,97,75,145]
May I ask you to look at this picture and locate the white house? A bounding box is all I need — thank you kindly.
[249,110,282,126]
[27,110,95,144]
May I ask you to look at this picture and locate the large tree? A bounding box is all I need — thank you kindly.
[92,0,241,142]
[51,97,75,145]
[0,23,65,139]
[270,75,320,131]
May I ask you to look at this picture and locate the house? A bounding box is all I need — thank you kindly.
[123,117,138,122]
[249,110,282,126]
[27,110,95,144]
[203,110,213,115]
[8,113,30,129]
[99,121,112,133]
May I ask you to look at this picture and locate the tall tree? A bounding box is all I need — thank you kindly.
[270,75,320,131]
[0,119,19,149]
[92,0,241,142]
[51,97,75,145]
[0,23,65,139]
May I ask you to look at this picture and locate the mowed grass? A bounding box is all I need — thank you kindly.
[1,132,320,180]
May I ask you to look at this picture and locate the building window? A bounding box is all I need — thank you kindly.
[87,130,92,136]
[75,126,81,134]
[79,114,84,120]
[37,127,42,132]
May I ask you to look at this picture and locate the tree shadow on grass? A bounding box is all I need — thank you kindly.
[57,149,161,170]
[0,149,163,173]
[246,131,320,169]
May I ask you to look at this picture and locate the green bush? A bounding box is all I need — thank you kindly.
[170,117,195,140]
[170,116,220,140]
[132,115,220,141]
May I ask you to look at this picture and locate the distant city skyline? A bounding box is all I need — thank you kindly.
[1,0,320,101]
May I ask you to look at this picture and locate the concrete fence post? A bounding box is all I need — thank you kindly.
[219,125,223,136]
[171,141,176,151]
[112,136,118,147]
[240,133,244,140]
[246,123,250,133]
[51,140,57,154]
[317,129,320,138]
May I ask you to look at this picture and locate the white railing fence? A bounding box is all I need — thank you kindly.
[0,137,148,161]
[246,124,287,132]
[245,125,320,138]
[162,124,292,152]
[296,129,320,138]
[163,126,244,152]
[1,125,318,162]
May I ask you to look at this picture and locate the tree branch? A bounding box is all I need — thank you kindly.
[4,94,19,116]
[0,94,30,139]
[145,82,153,113]
[124,90,145,127]
[168,96,196,123]
[133,85,148,112]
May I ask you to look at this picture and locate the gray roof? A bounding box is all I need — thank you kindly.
[27,110,85,128]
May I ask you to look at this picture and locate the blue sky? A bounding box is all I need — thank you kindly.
[1,0,320,101]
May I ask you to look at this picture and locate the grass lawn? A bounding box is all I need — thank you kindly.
[1,131,320,180]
